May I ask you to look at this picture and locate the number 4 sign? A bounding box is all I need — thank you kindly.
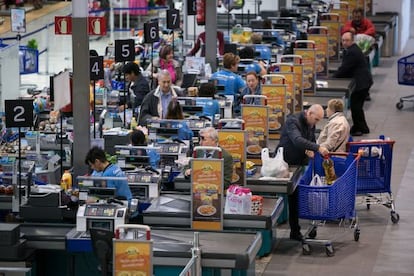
[90,56,104,80]
[5,100,33,128]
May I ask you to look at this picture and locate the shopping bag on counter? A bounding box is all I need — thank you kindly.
[224,185,252,214]
[231,24,252,43]
[260,147,290,178]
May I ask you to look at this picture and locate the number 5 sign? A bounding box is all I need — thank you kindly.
[5,100,33,128]
[115,39,135,62]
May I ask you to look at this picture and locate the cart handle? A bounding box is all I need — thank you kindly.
[217,119,245,130]
[193,146,222,159]
[115,224,151,240]
[294,40,316,48]
[242,95,268,105]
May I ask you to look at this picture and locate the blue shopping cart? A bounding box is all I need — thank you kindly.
[396,53,414,109]
[298,152,360,257]
[347,138,399,223]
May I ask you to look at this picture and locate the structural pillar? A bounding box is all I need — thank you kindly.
[72,0,91,177]
[205,0,218,72]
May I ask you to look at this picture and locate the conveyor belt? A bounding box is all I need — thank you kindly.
[142,194,283,230]
[20,223,74,250]
[66,228,261,269]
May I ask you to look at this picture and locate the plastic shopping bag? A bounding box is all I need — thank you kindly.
[260,147,290,178]
[224,185,252,214]
[308,174,329,216]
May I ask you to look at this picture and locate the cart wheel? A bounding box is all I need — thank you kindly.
[354,228,360,241]
[366,203,370,210]
[391,211,400,224]
[308,228,317,239]
[326,245,335,257]
[396,102,404,110]
[302,243,311,255]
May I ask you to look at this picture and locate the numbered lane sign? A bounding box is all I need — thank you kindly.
[115,39,135,62]
[144,21,159,43]
[167,9,180,29]
[90,56,104,80]
[187,0,196,15]
[5,100,33,128]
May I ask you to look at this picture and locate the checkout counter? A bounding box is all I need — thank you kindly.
[142,193,283,257]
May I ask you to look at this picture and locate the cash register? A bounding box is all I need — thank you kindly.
[76,176,129,233]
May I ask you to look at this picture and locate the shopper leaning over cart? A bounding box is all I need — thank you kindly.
[276,104,329,241]
[334,31,373,136]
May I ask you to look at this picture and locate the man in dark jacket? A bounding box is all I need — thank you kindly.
[138,70,179,126]
[334,31,373,136]
[276,104,329,241]
[119,62,150,115]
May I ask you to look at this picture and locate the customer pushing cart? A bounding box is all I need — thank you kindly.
[298,152,360,257]
[347,138,399,223]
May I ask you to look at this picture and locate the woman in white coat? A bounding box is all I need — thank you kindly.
[317,99,350,152]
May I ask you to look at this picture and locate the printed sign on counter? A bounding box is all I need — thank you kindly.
[320,20,341,60]
[261,84,286,136]
[241,105,269,160]
[218,130,247,186]
[294,48,316,94]
[191,158,224,231]
[113,240,152,276]
[308,34,329,77]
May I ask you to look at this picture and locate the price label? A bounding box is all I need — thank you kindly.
[90,56,104,80]
[5,100,33,128]
[144,21,159,43]
[187,0,196,15]
[167,9,180,29]
[114,39,135,62]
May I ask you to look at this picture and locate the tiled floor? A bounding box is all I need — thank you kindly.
[2,2,414,275]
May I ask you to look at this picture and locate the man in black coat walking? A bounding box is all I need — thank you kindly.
[334,31,373,136]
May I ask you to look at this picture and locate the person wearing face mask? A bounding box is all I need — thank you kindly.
[276,104,329,241]
[342,8,376,38]
[317,99,350,152]
[138,70,179,126]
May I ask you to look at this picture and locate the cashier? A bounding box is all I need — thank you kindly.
[85,147,132,203]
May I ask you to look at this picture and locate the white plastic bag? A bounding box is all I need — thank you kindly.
[308,174,329,215]
[260,147,290,178]
[224,185,252,215]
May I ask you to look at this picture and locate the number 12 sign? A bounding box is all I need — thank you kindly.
[5,100,33,128]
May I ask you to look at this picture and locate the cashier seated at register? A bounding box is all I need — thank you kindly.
[184,127,233,189]
[164,100,194,141]
[85,147,133,204]
[130,129,160,169]
[196,82,221,120]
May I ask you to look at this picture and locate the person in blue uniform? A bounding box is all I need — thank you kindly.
[210,53,246,114]
[129,129,160,169]
[85,147,132,203]
[197,82,221,120]
[165,100,194,141]
[238,46,267,76]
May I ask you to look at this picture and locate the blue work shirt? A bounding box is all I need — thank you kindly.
[92,163,133,202]
[254,45,272,61]
[210,69,246,96]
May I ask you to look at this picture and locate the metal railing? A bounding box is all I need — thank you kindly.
[179,232,202,276]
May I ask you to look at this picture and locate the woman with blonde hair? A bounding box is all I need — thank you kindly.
[317,99,350,152]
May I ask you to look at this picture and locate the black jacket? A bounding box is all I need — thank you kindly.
[334,43,373,91]
[276,112,319,166]
[121,74,150,109]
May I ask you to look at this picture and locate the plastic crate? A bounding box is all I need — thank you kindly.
[398,53,414,86]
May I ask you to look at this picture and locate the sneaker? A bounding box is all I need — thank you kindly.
[289,231,303,241]
[351,131,363,136]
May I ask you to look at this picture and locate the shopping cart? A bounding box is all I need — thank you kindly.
[396,53,414,109]
[347,138,399,223]
[298,153,360,257]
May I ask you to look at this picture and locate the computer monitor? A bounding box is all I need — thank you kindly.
[181,73,198,89]
[76,176,126,200]
[224,43,238,55]
[182,105,203,115]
